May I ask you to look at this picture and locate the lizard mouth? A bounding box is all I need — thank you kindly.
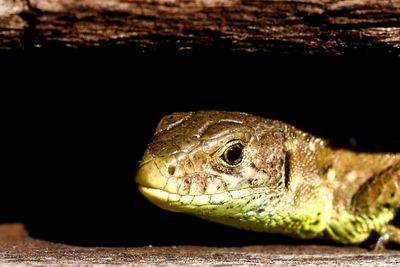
[135,154,249,213]
[135,157,201,212]
[135,152,277,232]
[135,159,167,191]
[137,184,255,214]
[135,158,229,212]
[135,149,267,217]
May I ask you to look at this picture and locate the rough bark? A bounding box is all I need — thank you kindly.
[0,0,400,54]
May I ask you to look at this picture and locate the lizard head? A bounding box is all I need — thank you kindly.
[136,111,331,235]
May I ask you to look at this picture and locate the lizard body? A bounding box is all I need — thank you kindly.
[135,111,400,247]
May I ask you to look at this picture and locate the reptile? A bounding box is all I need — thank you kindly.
[135,111,400,249]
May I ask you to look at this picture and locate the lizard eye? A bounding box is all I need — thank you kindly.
[222,142,244,166]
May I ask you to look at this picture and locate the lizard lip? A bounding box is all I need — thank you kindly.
[138,186,167,204]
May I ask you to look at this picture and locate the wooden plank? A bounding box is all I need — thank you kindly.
[0,0,399,55]
[0,223,399,266]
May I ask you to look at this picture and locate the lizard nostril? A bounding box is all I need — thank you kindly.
[168,164,176,176]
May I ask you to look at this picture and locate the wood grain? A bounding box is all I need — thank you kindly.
[1,223,399,266]
[0,0,399,55]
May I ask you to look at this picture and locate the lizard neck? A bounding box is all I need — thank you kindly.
[322,149,399,212]
[318,148,399,244]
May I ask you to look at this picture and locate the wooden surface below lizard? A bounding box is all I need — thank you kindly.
[0,223,399,266]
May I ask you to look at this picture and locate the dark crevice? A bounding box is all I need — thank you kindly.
[1,0,400,248]
[18,0,39,52]
[295,12,327,26]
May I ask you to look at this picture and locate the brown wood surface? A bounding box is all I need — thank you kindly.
[0,0,399,55]
[0,223,399,266]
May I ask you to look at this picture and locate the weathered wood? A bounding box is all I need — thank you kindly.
[0,0,399,55]
[1,223,399,266]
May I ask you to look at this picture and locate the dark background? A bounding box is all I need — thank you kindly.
[2,50,399,247]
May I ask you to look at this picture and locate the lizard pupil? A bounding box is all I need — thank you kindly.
[223,143,244,165]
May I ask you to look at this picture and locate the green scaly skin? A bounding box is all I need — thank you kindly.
[135,111,400,248]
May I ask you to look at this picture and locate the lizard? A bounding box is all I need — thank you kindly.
[135,111,400,249]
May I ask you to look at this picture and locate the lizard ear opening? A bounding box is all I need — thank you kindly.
[284,152,291,188]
